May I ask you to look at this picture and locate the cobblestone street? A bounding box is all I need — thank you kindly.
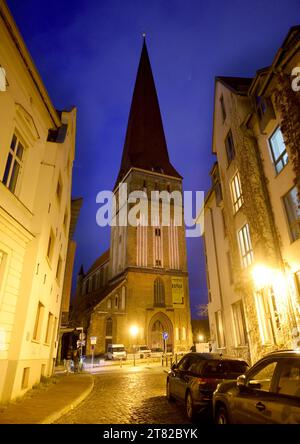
[55,365,191,424]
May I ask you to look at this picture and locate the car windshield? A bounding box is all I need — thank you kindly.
[201,360,248,378]
[113,348,125,352]
[140,347,148,350]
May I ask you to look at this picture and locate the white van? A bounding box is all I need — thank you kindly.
[135,345,151,358]
[106,344,127,360]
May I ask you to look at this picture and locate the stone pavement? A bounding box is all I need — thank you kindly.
[55,365,191,424]
[0,372,94,424]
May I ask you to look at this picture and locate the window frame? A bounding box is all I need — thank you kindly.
[268,126,288,175]
[237,223,254,268]
[2,132,26,195]
[255,286,280,346]
[282,185,300,243]
[224,130,235,165]
[220,94,226,122]
[230,170,244,214]
[32,301,45,342]
[232,300,248,346]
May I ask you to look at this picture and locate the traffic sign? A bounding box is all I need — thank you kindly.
[79,332,86,341]
[162,331,169,340]
[90,336,97,345]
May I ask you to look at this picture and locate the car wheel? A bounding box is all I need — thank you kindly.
[166,379,174,402]
[216,406,229,424]
[185,391,195,420]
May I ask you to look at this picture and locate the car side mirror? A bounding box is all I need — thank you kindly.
[171,363,177,371]
[237,374,246,388]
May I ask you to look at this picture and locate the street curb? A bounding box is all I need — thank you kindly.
[39,375,95,424]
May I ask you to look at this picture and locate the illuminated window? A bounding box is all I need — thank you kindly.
[225,130,235,164]
[283,186,300,242]
[255,287,280,345]
[237,223,254,268]
[232,301,247,346]
[2,133,25,194]
[230,171,243,213]
[215,310,226,348]
[269,127,288,174]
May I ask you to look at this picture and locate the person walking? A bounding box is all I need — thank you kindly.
[66,348,72,374]
[73,348,79,373]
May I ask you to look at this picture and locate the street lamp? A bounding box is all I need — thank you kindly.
[129,325,139,366]
[198,334,204,342]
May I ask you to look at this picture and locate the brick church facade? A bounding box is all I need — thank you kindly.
[73,39,193,355]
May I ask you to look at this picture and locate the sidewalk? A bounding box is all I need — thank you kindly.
[0,372,94,424]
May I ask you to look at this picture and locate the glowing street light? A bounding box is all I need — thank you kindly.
[252,264,274,290]
[130,325,139,366]
[198,334,204,342]
[129,325,139,338]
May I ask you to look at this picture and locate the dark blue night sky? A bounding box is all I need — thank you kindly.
[7,0,300,318]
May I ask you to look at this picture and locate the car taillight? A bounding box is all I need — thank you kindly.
[196,377,219,385]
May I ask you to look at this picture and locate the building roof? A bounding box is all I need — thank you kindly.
[114,39,181,187]
[86,249,110,276]
[0,1,61,128]
[216,76,253,95]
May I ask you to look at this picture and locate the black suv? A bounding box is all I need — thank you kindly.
[166,352,248,420]
[213,350,300,424]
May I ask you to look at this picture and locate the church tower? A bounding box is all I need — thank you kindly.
[88,39,192,354]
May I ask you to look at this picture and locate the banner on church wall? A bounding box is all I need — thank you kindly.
[172,277,184,305]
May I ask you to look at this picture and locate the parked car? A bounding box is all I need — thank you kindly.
[106,344,127,360]
[135,345,151,358]
[213,350,300,424]
[166,352,248,420]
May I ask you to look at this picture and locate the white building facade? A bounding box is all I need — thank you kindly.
[0,1,76,402]
[201,27,300,365]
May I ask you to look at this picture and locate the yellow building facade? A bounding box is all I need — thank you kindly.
[0,1,76,402]
[201,27,300,365]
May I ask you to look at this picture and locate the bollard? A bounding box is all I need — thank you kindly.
[170,356,173,367]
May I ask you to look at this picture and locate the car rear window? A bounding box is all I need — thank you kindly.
[201,360,248,378]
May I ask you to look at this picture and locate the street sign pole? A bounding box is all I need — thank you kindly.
[90,336,97,370]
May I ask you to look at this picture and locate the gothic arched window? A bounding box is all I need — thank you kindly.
[106,318,112,337]
[154,278,165,307]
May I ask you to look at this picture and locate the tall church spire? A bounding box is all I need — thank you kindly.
[115,39,181,186]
